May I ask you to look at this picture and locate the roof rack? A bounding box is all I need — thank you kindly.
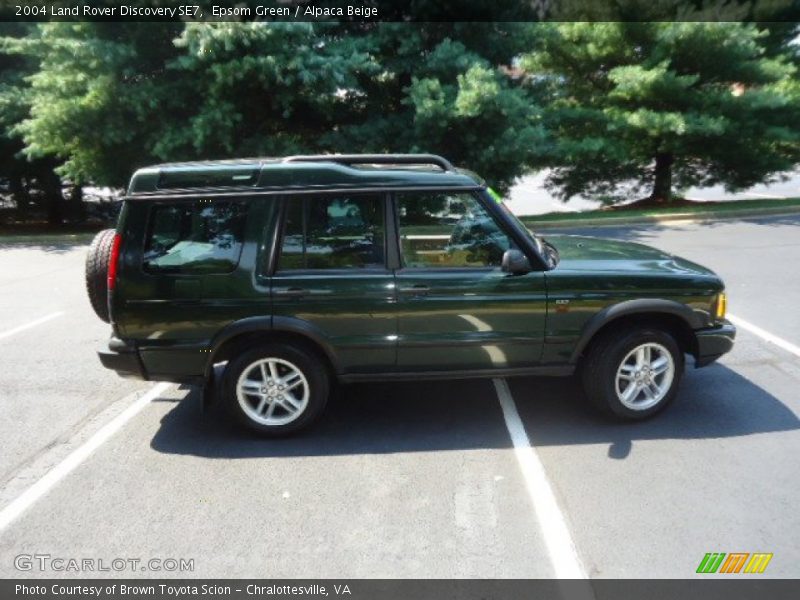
[282,154,454,172]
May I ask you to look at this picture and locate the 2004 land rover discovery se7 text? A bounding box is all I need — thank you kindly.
[86,154,735,435]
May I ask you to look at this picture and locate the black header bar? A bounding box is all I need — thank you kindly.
[2,0,799,23]
[4,579,800,600]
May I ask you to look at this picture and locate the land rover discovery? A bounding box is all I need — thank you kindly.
[86,154,735,435]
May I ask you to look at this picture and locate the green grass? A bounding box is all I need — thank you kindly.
[519,197,800,226]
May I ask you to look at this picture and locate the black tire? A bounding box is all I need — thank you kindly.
[581,327,684,420]
[223,343,330,436]
[85,229,116,323]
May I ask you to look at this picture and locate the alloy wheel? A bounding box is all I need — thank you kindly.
[236,357,310,426]
[614,342,675,411]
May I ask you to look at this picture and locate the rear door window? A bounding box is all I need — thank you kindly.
[143,200,247,273]
[277,194,385,270]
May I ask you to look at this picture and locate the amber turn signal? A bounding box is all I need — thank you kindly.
[715,292,727,320]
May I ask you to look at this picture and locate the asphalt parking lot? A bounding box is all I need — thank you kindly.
[0,214,798,579]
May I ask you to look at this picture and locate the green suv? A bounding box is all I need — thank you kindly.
[87,154,735,435]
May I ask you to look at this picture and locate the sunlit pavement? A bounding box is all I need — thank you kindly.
[0,215,797,578]
[509,170,800,215]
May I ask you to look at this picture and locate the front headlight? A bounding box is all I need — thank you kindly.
[715,292,727,321]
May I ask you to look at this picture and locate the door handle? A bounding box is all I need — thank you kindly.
[274,287,308,298]
[398,285,430,296]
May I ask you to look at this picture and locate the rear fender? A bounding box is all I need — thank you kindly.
[204,316,341,381]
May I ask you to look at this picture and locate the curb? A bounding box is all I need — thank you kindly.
[521,205,800,230]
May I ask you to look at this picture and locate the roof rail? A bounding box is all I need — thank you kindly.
[282,153,454,172]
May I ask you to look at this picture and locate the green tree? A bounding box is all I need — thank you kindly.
[7,22,546,192]
[0,24,31,210]
[0,23,74,224]
[318,23,547,192]
[523,23,800,203]
[153,22,372,161]
[155,22,546,192]
[4,22,184,189]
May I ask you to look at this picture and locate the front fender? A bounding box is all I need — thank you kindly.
[569,298,704,364]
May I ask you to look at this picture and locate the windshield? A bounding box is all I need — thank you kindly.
[487,188,542,243]
[486,187,558,268]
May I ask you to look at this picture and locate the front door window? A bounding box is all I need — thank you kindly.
[396,192,511,269]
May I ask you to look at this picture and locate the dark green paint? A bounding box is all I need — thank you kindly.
[540,234,723,363]
[127,158,483,196]
[103,157,734,383]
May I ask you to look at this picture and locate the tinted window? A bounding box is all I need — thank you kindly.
[143,201,247,273]
[278,195,385,270]
[397,192,511,268]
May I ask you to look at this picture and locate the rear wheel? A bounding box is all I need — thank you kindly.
[581,327,684,419]
[85,228,116,323]
[224,343,329,436]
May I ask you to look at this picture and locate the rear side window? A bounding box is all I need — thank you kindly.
[143,200,247,274]
[277,194,385,270]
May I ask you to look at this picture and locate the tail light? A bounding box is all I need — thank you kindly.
[107,233,122,291]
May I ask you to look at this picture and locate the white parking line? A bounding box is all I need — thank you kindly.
[0,311,64,341]
[728,313,800,359]
[493,378,588,579]
[0,382,171,532]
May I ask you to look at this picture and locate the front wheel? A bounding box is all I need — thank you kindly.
[581,328,684,420]
[224,343,329,436]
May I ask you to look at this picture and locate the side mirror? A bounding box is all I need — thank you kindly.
[501,249,531,275]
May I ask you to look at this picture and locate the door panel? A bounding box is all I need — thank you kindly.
[394,190,546,371]
[271,273,396,372]
[395,269,546,370]
[270,193,396,373]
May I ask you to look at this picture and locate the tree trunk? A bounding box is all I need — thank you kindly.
[651,152,673,203]
[41,169,65,226]
[8,174,28,215]
[68,184,86,222]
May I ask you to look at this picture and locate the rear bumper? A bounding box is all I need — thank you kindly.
[694,320,736,367]
[97,337,148,380]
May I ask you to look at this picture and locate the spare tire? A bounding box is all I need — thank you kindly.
[85,229,116,323]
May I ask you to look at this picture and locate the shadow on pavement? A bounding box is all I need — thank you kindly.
[151,378,514,458]
[151,363,798,459]
[509,363,800,459]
